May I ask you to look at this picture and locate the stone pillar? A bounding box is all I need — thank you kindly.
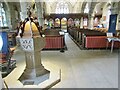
[1,2,11,30]
[87,2,97,29]
[59,18,61,28]
[5,2,20,30]
[114,2,120,30]
[7,2,17,30]
[88,15,94,29]
[35,2,44,26]
[117,12,120,30]
[20,1,32,20]
[110,2,119,14]
[80,17,83,28]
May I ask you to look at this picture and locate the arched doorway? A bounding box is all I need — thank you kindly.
[55,18,60,28]
[44,19,48,25]
[74,18,80,28]
[48,18,54,29]
[61,17,67,29]
[83,17,88,28]
[68,18,74,27]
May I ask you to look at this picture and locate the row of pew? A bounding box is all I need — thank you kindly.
[68,27,120,49]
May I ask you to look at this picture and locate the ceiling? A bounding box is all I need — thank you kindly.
[44,0,86,14]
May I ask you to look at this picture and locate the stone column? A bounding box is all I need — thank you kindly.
[114,2,120,30]
[7,2,17,30]
[117,12,120,30]
[88,15,94,29]
[20,1,32,20]
[87,2,97,29]
[60,18,61,29]
[35,2,44,26]
[80,17,83,28]
[110,2,119,14]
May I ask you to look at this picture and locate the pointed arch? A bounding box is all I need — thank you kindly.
[81,2,87,13]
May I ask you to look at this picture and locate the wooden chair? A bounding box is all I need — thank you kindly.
[106,32,120,53]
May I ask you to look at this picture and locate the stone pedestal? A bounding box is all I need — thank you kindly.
[88,15,94,29]
[80,17,83,28]
[17,6,61,87]
[19,37,50,85]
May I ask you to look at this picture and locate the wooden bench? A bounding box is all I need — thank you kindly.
[42,30,65,52]
[85,36,120,49]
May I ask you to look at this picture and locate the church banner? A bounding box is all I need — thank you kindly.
[108,14,118,34]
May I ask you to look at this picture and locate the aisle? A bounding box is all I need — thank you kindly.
[42,33,118,88]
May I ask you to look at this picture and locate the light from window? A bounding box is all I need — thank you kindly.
[56,2,69,14]
[0,3,7,27]
[84,3,89,13]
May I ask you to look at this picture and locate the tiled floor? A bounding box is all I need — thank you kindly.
[4,33,118,88]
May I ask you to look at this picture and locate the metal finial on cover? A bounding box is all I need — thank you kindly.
[27,6,32,18]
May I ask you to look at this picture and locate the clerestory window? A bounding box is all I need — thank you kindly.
[55,2,69,14]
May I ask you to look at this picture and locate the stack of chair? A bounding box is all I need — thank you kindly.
[0,31,16,77]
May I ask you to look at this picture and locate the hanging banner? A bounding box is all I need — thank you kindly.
[108,14,118,34]
[0,32,9,53]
